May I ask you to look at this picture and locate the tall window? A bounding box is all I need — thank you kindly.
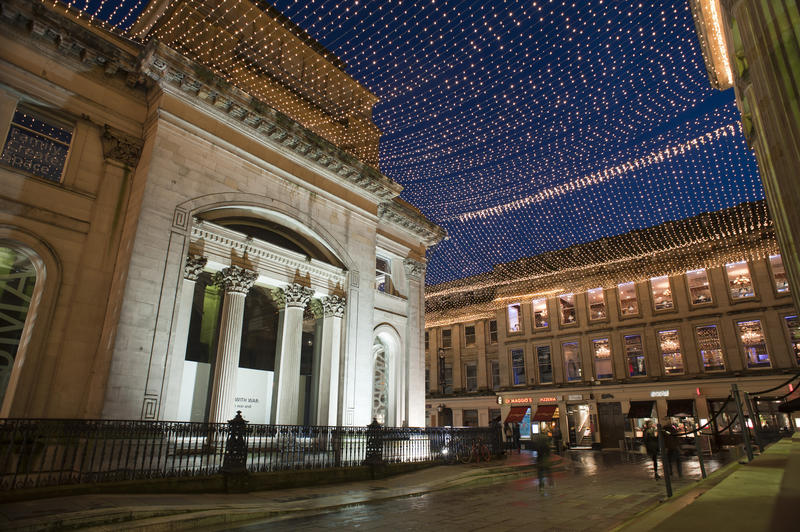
[624,334,646,376]
[425,367,430,393]
[785,315,800,365]
[508,303,522,332]
[618,282,639,316]
[1,107,74,183]
[532,298,549,328]
[737,320,771,368]
[372,346,388,424]
[465,363,478,391]
[770,255,789,294]
[491,360,501,390]
[592,338,613,379]
[537,345,553,384]
[425,330,429,350]
[726,261,755,300]
[441,328,452,348]
[696,325,726,371]
[462,409,479,427]
[651,276,674,311]
[511,348,526,385]
[464,325,476,346]
[489,320,498,343]
[686,269,713,305]
[559,294,576,325]
[658,330,684,374]
[587,288,606,320]
[444,364,453,394]
[375,256,395,294]
[563,342,582,381]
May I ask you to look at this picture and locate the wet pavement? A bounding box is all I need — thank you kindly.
[212,451,724,532]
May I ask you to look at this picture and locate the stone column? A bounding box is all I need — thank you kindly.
[404,258,426,427]
[315,295,346,426]
[163,255,206,420]
[207,266,257,425]
[271,283,314,425]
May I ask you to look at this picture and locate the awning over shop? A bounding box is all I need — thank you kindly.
[778,397,800,413]
[504,406,530,424]
[531,404,557,422]
[667,399,695,417]
[627,401,655,418]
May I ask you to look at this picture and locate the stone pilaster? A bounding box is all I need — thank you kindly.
[315,295,346,426]
[404,258,426,426]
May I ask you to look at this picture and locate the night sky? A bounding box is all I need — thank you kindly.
[75,0,763,285]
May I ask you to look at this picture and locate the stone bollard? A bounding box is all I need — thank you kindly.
[223,411,250,492]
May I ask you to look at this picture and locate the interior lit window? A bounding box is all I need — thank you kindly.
[508,303,522,332]
[770,255,789,294]
[592,338,613,379]
[563,341,582,381]
[784,316,800,365]
[618,282,639,316]
[726,261,755,300]
[686,269,713,305]
[624,334,646,376]
[559,293,576,325]
[651,276,673,311]
[532,298,549,329]
[696,325,725,371]
[737,320,771,368]
[587,288,606,320]
[658,330,684,374]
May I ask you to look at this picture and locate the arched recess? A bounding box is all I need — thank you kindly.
[372,323,403,427]
[0,226,61,418]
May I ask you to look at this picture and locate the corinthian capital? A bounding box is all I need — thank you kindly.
[403,258,426,281]
[284,283,314,308]
[214,266,257,294]
[184,255,207,281]
[322,295,346,318]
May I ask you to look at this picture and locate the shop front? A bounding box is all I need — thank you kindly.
[500,395,560,448]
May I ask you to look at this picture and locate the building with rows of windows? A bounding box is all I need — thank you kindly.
[425,201,799,448]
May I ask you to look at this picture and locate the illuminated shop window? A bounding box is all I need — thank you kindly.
[592,338,613,379]
[511,348,526,385]
[784,316,800,365]
[658,329,684,375]
[464,325,476,346]
[537,345,553,384]
[618,282,639,316]
[489,320,498,343]
[624,334,646,377]
[737,320,771,368]
[1,107,73,183]
[563,341,582,382]
[770,255,789,294]
[491,360,501,390]
[508,303,522,332]
[587,288,606,320]
[532,298,549,329]
[726,261,755,300]
[559,293,576,325]
[686,269,713,305]
[441,328,452,348]
[375,257,395,294]
[651,276,674,311]
[696,325,726,371]
[465,363,477,391]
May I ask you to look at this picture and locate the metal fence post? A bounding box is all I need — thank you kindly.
[692,404,706,479]
[731,384,754,462]
[657,423,672,498]
[742,391,763,453]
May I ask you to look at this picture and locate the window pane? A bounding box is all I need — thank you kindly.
[464,325,476,346]
[658,329,684,375]
[511,348,526,385]
[463,409,479,427]
[651,276,673,310]
[726,261,755,299]
[508,303,522,332]
[737,320,771,368]
[465,363,478,391]
[559,294,576,325]
[376,257,394,293]
[537,345,553,384]
[785,316,800,365]
[442,329,452,348]
[624,334,646,376]
[489,320,498,343]
[425,367,430,393]
[444,364,453,394]
[533,298,549,328]
[563,342,582,381]
[588,288,606,320]
[592,338,613,379]
[425,331,429,350]
[491,360,501,390]
[1,108,73,183]
[696,325,725,371]
[770,255,789,294]
[618,282,639,316]
[687,269,713,305]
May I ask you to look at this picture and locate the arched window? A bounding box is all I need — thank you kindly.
[372,341,388,424]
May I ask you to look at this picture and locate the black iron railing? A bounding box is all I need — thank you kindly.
[0,415,499,490]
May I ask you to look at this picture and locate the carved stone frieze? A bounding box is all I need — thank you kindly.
[321,295,346,318]
[214,266,257,294]
[284,283,314,308]
[184,255,207,281]
[403,258,426,282]
[101,125,144,167]
[378,201,447,246]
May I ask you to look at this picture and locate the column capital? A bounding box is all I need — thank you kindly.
[184,255,207,281]
[322,295,347,318]
[403,258,426,281]
[284,283,314,308]
[214,265,257,294]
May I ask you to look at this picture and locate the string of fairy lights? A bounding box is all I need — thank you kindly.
[50,0,769,311]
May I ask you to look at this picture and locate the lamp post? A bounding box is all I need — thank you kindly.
[438,348,446,395]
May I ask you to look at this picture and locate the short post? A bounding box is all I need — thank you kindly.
[731,384,754,462]
[222,411,249,492]
[742,391,763,453]
[692,404,707,479]
[364,418,384,466]
[657,423,672,498]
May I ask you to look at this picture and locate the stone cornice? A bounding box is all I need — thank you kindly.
[378,200,447,247]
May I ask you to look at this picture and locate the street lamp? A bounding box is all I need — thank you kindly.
[438,348,446,395]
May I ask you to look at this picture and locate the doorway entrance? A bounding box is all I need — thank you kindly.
[566,403,593,448]
[597,402,625,449]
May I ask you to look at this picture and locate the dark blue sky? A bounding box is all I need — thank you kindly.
[79,0,763,285]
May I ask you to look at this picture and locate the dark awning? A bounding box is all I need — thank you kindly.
[778,397,800,413]
[667,399,696,417]
[504,406,529,424]
[532,404,557,422]
[627,401,655,418]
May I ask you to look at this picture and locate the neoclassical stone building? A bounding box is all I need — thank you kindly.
[0,0,443,427]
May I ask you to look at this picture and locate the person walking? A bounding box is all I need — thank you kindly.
[644,421,660,480]
[513,422,521,453]
[663,420,682,478]
[552,424,563,455]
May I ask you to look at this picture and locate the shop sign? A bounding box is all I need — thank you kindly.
[538,396,558,402]
[504,397,533,404]
[650,390,670,397]
[567,394,583,401]
[497,396,503,405]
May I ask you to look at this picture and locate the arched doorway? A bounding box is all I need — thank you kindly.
[371,340,388,424]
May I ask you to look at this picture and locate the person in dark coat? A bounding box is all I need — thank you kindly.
[663,420,682,478]
[644,420,660,480]
[513,423,521,452]
[552,424,563,455]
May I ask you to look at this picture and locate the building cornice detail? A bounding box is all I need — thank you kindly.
[378,201,447,247]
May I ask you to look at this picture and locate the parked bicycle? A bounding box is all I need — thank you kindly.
[460,437,491,464]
